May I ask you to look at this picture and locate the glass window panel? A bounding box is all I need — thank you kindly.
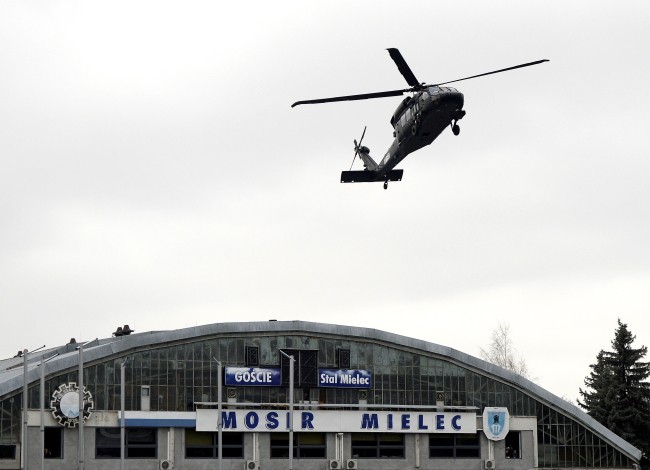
[351,433,404,459]
[430,433,480,459]
[44,427,63,459]
[0,445,16,459]
[186,429,212,446]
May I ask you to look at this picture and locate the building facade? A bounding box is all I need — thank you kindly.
[0,321,642,469]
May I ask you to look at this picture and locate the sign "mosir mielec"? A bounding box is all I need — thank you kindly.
[196,409,476,434]
[318,369,372,388]
[225,367,281,386]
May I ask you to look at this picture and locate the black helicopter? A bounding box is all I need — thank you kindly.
[292,49,548,189]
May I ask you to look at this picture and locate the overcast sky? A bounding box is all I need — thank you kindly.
[1,1,649,403]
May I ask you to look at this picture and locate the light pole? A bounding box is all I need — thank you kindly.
[75,340,94,470]
[78,343,84,470]
[21,345,45,470]
[39,353,58,470]
[22,348,28,470]
[120,357,129,470]
[211,357,223,470]
[279,351,295,470]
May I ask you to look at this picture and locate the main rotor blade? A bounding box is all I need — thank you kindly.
[291,89,408,107]
[434,59,549,86]
[387,48,421,88]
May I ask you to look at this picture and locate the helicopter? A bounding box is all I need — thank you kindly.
[292,48,548,189]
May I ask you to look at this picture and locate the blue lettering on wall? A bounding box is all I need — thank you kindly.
[301,412,314,429]
[222,411,237,429]
[418,414,428,430]
[245,411,259,429]
[436,414,445,430]
[361,413,379,429]
[200,410,473,433]
[451,415,461,431]
[402,414,411,430]
[266,412,279,430]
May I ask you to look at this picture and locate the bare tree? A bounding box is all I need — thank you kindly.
[480,322,531,379]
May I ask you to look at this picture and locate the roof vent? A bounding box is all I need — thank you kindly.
[114,325,135,337]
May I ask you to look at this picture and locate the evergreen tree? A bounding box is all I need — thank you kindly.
[578,319,650,459]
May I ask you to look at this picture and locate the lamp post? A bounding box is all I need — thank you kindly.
[39,353,59,470]
[279,351,295,470]
[75,340,94,470]
[21,345,45,470]
[22,349,28,470]
[120,357,129,470]
[78,343,84,470]
[211,357,223,470]
[40,354,44,470]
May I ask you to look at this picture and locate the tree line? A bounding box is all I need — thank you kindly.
[481,320,649,464]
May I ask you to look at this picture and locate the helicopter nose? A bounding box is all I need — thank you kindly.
[438,89,464,109]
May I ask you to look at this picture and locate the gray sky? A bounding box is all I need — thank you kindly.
[1,1,649,403]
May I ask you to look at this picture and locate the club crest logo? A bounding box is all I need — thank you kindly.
[51,382,94,427]
[482,407,509,441]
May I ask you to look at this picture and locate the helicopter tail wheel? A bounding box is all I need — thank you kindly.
[383,181,388,190]
[452,121,460,136]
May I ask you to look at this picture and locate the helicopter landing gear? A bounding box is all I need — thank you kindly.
[383,181,388,190]
[452,121,460,136]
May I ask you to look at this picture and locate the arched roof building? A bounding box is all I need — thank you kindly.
[0,321,642,469]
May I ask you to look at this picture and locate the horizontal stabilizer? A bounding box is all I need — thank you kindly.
[340,170,403,183]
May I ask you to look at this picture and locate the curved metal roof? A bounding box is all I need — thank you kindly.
[0,320,642,461]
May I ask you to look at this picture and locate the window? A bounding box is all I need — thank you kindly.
[0,445,16,459]
[351,433,404,458]
[429,433,480,458]
[44,427,63,458]
[245,346,260,366]
[185,429,244,458]
[337,349,350,369]
[270,432,326,458]
[95,428,157,458]
[506,431,521,459]
[280,350,319,387]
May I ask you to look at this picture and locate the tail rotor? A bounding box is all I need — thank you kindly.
[350,126,367,170]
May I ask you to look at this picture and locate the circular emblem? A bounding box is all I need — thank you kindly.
[51,382,93,427]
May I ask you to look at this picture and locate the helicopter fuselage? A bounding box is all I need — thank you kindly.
[378,86,465,174]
